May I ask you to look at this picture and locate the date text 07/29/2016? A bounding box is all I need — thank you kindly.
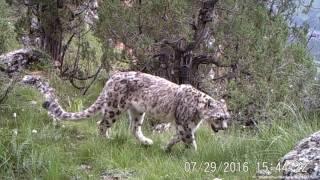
[183,161,301,174]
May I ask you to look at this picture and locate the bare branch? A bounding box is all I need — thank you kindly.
[82,65,103,95]
[71,71,102,81]
[193,54,231,67]
[61,33,76,63]
[67,65,103,93]
[69,78,86,90]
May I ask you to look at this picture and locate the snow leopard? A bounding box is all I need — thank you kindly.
[22,71,230,151]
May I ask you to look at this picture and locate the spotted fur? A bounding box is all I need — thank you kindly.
[22,71,230,151]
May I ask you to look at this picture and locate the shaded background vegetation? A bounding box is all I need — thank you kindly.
[2,0,318,123]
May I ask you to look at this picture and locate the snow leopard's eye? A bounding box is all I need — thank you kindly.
[217,116,224,121]
[215,113,225,120]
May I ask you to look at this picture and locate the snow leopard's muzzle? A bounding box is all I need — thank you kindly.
[210,116,229,133]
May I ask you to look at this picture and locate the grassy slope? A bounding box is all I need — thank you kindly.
[0,80,319,180]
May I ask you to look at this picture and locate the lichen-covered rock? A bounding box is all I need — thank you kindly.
[281,131,320,179]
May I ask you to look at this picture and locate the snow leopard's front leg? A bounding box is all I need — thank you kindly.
[165,134,181,152]
[182,129,197,151]
[128,108,153,145]
[165,124,197,151]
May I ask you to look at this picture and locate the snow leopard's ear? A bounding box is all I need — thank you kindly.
[218,99,228,111]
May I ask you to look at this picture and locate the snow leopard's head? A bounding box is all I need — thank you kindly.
[202,98,230,133]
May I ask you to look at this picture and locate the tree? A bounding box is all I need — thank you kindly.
[96,0,223,87]
[3,0,105,93]
[96,0,315,123]
[7,0,98,72]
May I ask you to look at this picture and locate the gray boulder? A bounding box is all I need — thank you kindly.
[281,131,320,179]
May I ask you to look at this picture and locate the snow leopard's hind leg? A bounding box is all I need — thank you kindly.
[97,90,129,138]
[98,107,123,139]
[128,108,153,145]
[97,75,138,139]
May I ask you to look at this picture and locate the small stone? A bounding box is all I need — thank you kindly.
[76,135,85,140]
[79,164,92,172]
[32,129,38,134]
[30,101,37,105]
[152,123,171,134]
[12,129,18,135]
[100,169,135,180]
[256,169,272,177]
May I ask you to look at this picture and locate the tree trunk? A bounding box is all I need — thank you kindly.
[39,2,63,69]
[149,0,224,89]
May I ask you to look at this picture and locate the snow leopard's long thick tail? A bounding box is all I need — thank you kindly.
[43,94,105,120]
[22,75,105,121]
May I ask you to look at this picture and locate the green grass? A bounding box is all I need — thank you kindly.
[0,84,319,179]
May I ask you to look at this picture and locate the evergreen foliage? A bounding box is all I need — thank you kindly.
[96,0,316,122]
